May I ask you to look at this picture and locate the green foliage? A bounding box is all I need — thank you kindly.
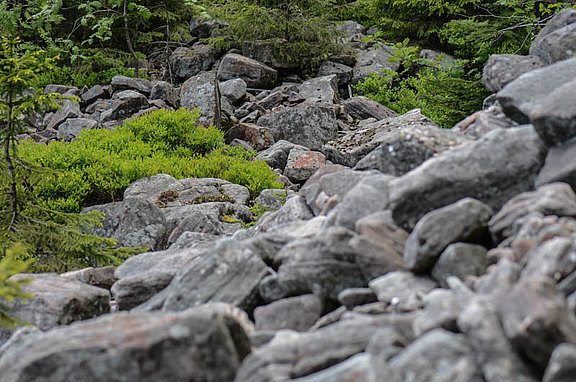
[20,109,282,214]
[0,243,32,328]
[355,41,489,128]
[202,0,343,69]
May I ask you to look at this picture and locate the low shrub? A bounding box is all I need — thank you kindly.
[20,109,282,213]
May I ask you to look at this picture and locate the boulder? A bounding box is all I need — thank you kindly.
[45,99,83,130]
[44,84,77,95]
[283,149,327,184]
[136,239,270,313]
[56,117,97,141]
[0,305,251,382]
[60,266,116,290]
[530,9,576,65]
[224,123,274,151]
[254,140,308,170]
[298,75,339,103]
[404,198,493,273]
[257,103,338,151]
[352,45,399,85]
[369,271,437,308]
[149,80,179,108]
[217,53,278,89]
[0,274,109,342]
[452,104,518,139]
[242,39,300,70]
[82,197,166,250]
[338,288,378,310]
[388,125,546,230]
[543,343,576,382]
[180,71,220,127]
[496,57,576,125]
[317,61,353,87]
[520,237,576,283]
[431,243,488,287]
[413,289,462,336]
[482,54,544,93]
[219,78,248,105]
[169,45,216,81]
[80,85,105,105]
[341,96,397,121]
[250,195,314,233]
[254,294,322,332]
[110,75,152,96]
[255,188,295,211]
[537,139,576,189]
[100,90,150,123]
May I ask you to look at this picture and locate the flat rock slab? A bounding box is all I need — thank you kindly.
[254,294,322,332]
[388,125,546,230]
[530,9,576,65]
[110,75,152,96]
[0,305,251,382]
[217,53,277,89]
[482,54,544,93]
[342,96,397,121]
[180,71,220,127]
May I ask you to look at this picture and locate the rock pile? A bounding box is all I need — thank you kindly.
[3,11,576,382]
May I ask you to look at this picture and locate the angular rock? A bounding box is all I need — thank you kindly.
[338,288,378,310]
[217,53,278,89]
[537,139,576,189]
[254,294,322,332]
[482,54,544,93]
[56,117,97,141]
[82,197,166,250]
[136,239,270,313]
[299,75,339,103]
[317,61,353,87]
[169,45,216,81]
[388,125,546,230]
[284,149,326,184]
[520,237,576,283]
[0,305,251,382]
[150,80,179,108]
[352,45,399,85]
[219,78,247,105]
[252,195,314,233]
[257,103,338,151]
[496,57,576,124]
[60,266,116,290]
[413,289,462,336]
[530,9,576,65]
[489,183,576,241]
[45,99,82,130]
[254,140,311,171]
[404,198,493,273]
[342,96,397,121]
[498,277,576,370]
[453,104,518,139]
[369,271,437,308]
[457,296,538,382]
[100,90,150,123]
[339,20,366,39]
[388,329,484,382]
[180,71,220,127]
[325,109,468,169]
[431,243,488,287]
[0,274,109,342]
[80,84,105,105]
[110,75,152,96]
[242,39,300,70]
[224,123,274,151]
[44,84,77,95]
[543,343,576,382]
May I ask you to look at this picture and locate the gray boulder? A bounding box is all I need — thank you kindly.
[242,39,300,70]
[169,45,216,81]
[431,243,488,287]
[543,343,576,382]
[537,139,576,188]
[80,84,105,105]
[254,294,322,332]
[56,117,97,141]
[219,78,247,105]
[249,195,314,233]
[217,53,278,89]
[352,45,399,85]
[299,75,339,103]
[150,80,179,108]
[60,266,116,290]
[388,125,546,230]
[452,104,518,139]
[100,90,150,123]
[404,198,493,273]
[82,197,166,250]
[530,9,576,65]
[136,239,270,313]
[413,289,462,336]
[45,84,77,95]
[45,99,82,130]
[110,75,152,96]
[254,140,308,170]
[284,149,326,184]
[369,271,437,308]
[342,96,397,121]
[482,54,544,93]
[224,123,274,151]
[0,305,251,382]
[317,61,353,87]
[520,237,576,283]
[180,71,220,127]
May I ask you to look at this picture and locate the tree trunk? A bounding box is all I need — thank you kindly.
[4,92,18,224]
[123,0,139,78]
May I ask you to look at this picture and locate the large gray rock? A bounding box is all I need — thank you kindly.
[283,149,326,184]
[388,125,546,230]
[169,45,216,81]
[413,289,462,336]
[489,183,576,241]
[136,239,270,313]
[242,39,300,70]
[520,237,576,283]
[224,123,274,151]
[369,271,437,308]
[0,274,109,342]
[251,195,314,233]
[299,75,339,103]
[80,85,105,105]
[342,96,397,121]
[317,61,353,87]
[0,305,251,382]
[352,45,399,85]
[537,139,576,189]
[453,104,518,139]
[100,90,150,123]
[482,54,544,93]
[431,243,488,287]
[530,9,576,65]
[217,53,278,89]
[543,343,576,382]
[457,296,538,382]
[45,99,82,130]
[388,329,484,382]
[219,78,248,105]
[112,240,215,310]
[325,109,468,169]
[56,117,97,141]
[254,140,308,170]
[180,71,220,127]
[150,80,179,108]
[404,198,493,273]
[496,57,576,125]
[82,197,166,250]
[110,75,152,96]
[498,277,576,370]
[254,294,322,332]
